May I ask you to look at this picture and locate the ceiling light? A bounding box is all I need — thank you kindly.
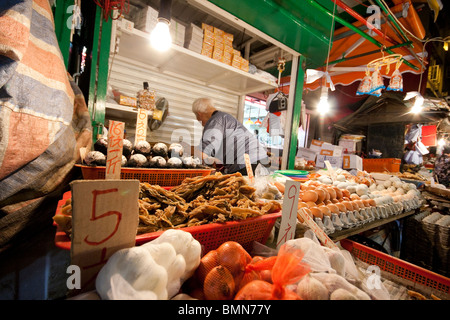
[410,95,424,114]
[150,0,172,52]
[317,87,330,116]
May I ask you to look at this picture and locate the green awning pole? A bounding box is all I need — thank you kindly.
[305,0,419,71]
[373,0,411,45]
[324,41,413,66]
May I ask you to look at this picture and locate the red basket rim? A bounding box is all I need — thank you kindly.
[340,239,450,292]
[53,190,281,250]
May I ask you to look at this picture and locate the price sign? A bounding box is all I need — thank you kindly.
[297,207,338,250]
[324,160,336,183]
[276,180,300,249]
[135,108,148,143]
[106,120,125,180]
[70,179,139,293]
[244,153,254,183]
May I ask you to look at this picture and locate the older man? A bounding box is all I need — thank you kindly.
[192,97,269,174]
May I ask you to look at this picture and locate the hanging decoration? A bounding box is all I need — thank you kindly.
[93,0,130,22]
[356,70,373,96]
[356,53,403,96]
[305,70,336,91]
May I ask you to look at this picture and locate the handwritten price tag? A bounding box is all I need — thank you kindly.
[106,120,125,180]
[276,180,301,249]
[297,207,338,249]
[324,160,336,183]
[135,108,148,143]
[244,153,254,183]
[70,179,139,293]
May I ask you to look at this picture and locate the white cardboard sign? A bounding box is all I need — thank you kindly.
[135,108,148,143]
[70,179,140,293]
[276,180,301,249]
[106,120,125,180]
[297,207,338,249]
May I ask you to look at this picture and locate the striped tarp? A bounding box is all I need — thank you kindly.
[0,0,77,251]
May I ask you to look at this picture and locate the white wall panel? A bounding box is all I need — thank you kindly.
[107,54,240,148]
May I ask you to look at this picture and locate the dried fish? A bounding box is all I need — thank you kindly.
[53,172,281,237]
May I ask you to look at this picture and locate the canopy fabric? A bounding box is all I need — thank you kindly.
[332,92,448,135]
[304,0,426,91]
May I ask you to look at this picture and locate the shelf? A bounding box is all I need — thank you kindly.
[105,102,153,120]
[116,26,278,95]
[330,209,418,241]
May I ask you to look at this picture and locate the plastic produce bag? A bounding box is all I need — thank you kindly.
[234,243,310,300]
[387,69,403,91]
[356,74,373,95]
[252,164,282,200]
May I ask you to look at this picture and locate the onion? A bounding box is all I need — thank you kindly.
[204,265,235,300]
[195,250,219,285]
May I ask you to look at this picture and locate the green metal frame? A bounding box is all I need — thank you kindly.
[208,0,334,69]
[287,55,306,170]
[53,0,73,69]
[88,9,112,142]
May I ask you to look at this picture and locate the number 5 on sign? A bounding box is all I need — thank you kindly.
[70,179,139,293]
[276,180,301,249]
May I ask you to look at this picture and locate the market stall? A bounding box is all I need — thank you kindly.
[47,0,450,301]
[1,0,449,302]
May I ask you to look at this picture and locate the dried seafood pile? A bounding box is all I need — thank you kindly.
[54,172,281,237]
[138,172,281,234]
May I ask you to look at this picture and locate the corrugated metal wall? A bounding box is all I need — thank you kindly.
[106,54,240,147]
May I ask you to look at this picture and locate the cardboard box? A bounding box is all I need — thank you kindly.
[296,147,318,162]
[338,139,357,153]
[315,155,343,169]
[310,140,343,157]
[342,154,363,170]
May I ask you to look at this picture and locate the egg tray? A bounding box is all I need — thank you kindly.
[75,164,215,187]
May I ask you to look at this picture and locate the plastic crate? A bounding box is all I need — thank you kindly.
[340,239,450,297]
[363,158,401,173]
[75,164,214,186]
[54,191,281,254]
[135,212,281,253]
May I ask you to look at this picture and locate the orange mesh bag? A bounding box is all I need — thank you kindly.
[234,244,310,300]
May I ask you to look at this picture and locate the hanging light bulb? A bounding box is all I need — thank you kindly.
[150,19,172,51]
[150,0,172,52]
[410,95,424,114]
[404,91,424,114]
[317,87,330,116]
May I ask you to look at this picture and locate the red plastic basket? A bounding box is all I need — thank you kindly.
[53,191,280,254]
[340,239,450,297]
[75,164,214,186]
[363,158,401,173]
